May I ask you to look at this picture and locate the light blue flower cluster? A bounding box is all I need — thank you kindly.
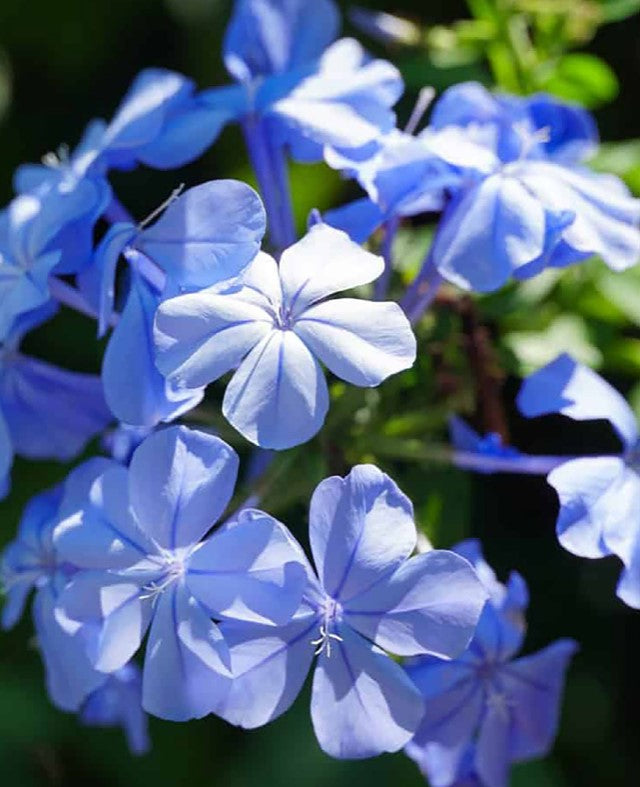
[326,81,640,307]
[2,0,623,771]
[406,541,577,787]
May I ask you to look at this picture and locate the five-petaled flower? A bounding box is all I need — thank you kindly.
[214,465,488,759]
[154,223,417,449]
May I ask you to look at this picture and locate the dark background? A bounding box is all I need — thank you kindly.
[1,1,639,785]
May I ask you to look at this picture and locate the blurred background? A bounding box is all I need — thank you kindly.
[1,1,640,785]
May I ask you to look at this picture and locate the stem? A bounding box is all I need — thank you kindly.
[400,247,443,324]
[453,449,569,475]
[374,218,399,300]
[242,116,296,253]
[457,296,510,442]
[49,276,119,326]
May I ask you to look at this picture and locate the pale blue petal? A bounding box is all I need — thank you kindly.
[142,583,231,721]
[223,329,329,449]
[474,704,510,787]
[310,622,424,759]
[80,663,151,756]
[269,39,402,154]
[344,550,487,658]
[548,457,629,558]
[1,354,112,460]
[279,223,384,313]
[154,288,273,390]
[136,181,266,290]
[433,173,546,293]
[517,162,640,272]
[500,638,578,761]
[54,464,155,570]
[294,298,416,386]
[217,613,317,728]
[517,353,638,448]
[33,585,105,712]
[128,426,238,549]
[92,222,137,337]
[323,198,385,244]
[102,275,204,426]
[223,0,339,81]
[187,508,307,624]
[405,660,483,787]
[309,464,416,601]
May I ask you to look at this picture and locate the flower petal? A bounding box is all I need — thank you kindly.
[154,288,273,390]
[187,509,307,624]
[310,623,424,759]
[223,329,329,449]
[128,426,239,549]
[548,456,634,559]
[433,173,546,293]
[345,550,488,658]
[517,353,638,448]
[294,298,416,386]
[499,638,578,761]
[136,181,266,290]
[142,584,231,721]
[279,223,384,313]
[309,464,416,601]
[216,614,317,728]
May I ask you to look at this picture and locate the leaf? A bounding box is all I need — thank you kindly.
[539,53,619,108]
[589,139,640,193]
[504,314,602,373]
[599,0,640,23]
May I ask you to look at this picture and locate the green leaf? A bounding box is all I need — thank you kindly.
[599,0,640,22]
[596,268,640,326]
[539,53,619,108]
[504,314,602,373]
[590,139,640,193]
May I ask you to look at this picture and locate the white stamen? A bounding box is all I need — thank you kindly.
[310,625,344,658]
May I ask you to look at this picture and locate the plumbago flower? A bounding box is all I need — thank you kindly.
[200,0,403,247]
[0,187,103,337]
[80,663,150,756]
[93,180,266,427]
[517,353,640,608]
[0,308,112,499]
[12,69,226,279]
[405,540,577,787]
[154,222,416,449]
[0,484,106,711]
[214,465,488,759]
[53,426,307,721]
[327,81,640,295]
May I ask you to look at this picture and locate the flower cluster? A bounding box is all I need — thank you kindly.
[1,0,638,780]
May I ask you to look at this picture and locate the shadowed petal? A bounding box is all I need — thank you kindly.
[309,464,416,601]
[310,623,424,759]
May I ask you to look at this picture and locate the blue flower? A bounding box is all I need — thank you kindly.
[213,465,487,759]
[53,426,307,721]
[154,223,417,449]
[405,540,577,787]
[80,663,151,755]
[92,180,266,427]
[328,82,640,294]
[0,310,113,499]
[517,352,640,608]
[201,0,403,161]
[1,485,106,710]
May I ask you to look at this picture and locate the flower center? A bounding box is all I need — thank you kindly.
[274,304,295,331]
[139,556,186,604]
[310,597,344,658]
